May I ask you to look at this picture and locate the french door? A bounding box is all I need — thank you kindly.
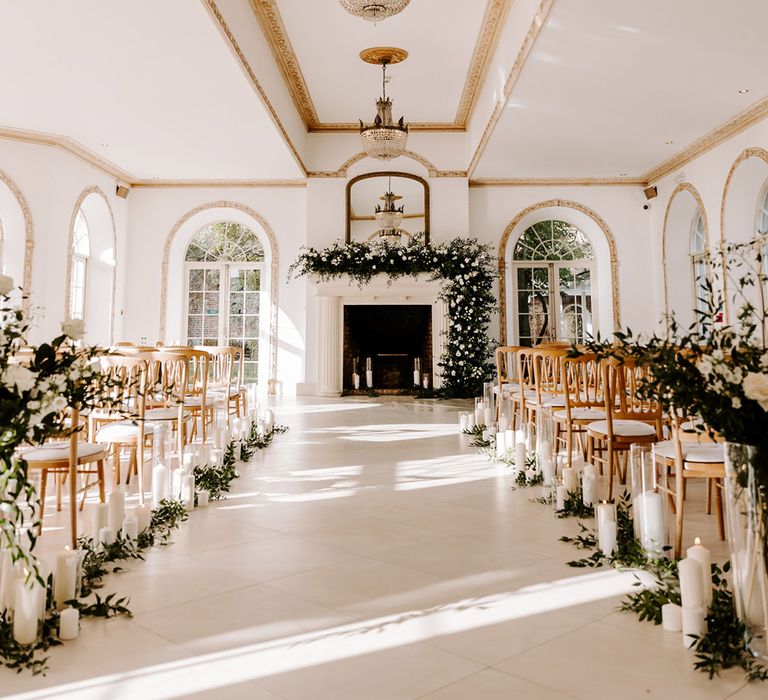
[513,262,595,346]
[185,262,264,381]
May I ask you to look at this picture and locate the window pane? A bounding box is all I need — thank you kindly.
[229,293,244,315]
[205,269,220,291]
[245,293,260,314]
[245,270,261,291]
[188,269,204,291]
[188,292,203,314]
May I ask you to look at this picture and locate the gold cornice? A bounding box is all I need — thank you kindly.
[0,126,137,183]
[467,0,554,178]
[204,0,308,176]
[306,150,467,179]
[249,0,509,132]
[455,0,512,127]
[249,0,319,129]
[644,97,768,185]
[131,179,307,189]
[469,177,646,187]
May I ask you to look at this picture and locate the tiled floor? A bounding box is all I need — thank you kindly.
[0,397,755,699]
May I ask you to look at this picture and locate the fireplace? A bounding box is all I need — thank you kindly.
[343,305,432,392]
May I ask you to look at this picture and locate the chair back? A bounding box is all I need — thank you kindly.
[562,353,605,412]
[198,346,239,390]
[602,357,663,437]
[531,346,567,405]
[495,346,521,394]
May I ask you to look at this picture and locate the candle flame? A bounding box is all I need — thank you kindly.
[64,545,70,552]
[694,537,701,545]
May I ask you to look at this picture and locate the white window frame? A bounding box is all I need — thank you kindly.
[689,211,710,329]
[755,182,768,291]
[69,209,90,321]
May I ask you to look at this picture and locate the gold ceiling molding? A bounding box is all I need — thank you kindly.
[248,0,511,132]
[644,97,768,186]
[661,182,709,323]
[160,200,280,391]
[469,177,646,187]
[467,0,555,178]
[131,179,307,189]
[307,150,466,179]
[64,186,118,343]
[0,167,34,315]
[497,198,620,345]
[719,146,768,322]
[204,0,308,176]
[0,126,137,183]
[455,0,512,127]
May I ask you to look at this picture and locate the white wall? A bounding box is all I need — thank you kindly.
[0,139,128,344]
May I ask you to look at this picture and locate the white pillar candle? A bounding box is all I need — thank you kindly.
[135,503,152,533]
[679,557,705,609]
[171,468,185,500]
[365,370,373,388]
[53,546,79,610]
[515,441,527,471]
[13,576,43,645]
[353,373,360,389]
[197,489,209,508]
[107,490,125,534]
[686,538,712,608]
[466,412,475,428]
[413,369,420,386]
[682,606,706,648]
[542,457,556,486]
[151,463,169,506]
[99,527,116,546]
[181,474,195,511]
[599,520,617,557]
[182,453,195,472]
[474,400,485,427]
[634,491,665,557]
[582,464,598,506]
[59,606,79,641]
[0,550,16,611]
[122,514,139,541]
[662,603,683,632]
[495,430,507,457]
[555,484,567,510]
[562,467,579,493]
[422,374,429,390]
[264,409,274,432]
[483,407,494,427]
[93,502,109,537]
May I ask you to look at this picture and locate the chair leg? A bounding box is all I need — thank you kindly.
[607,442,615,501]
[112,444,121,486]
[675,475,685,558]
[714,479,725,541]
[705,478,712,515]
[97,460,106,503]
[38,469,48,535]
[56,471,63,512]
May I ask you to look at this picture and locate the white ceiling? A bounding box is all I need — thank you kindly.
[474,0,768,179]
[274,0,487,125]
[0,0,302,180]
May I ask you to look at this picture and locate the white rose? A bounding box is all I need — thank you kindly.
[61,319,85,340]
[3,364,37,393]
[743,372,768,411]
[0,274,13,296]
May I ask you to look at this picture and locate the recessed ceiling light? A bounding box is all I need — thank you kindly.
[665,140,674,145]
[619,172,628,177]
[100,143,110,147]
[738,88,750,94]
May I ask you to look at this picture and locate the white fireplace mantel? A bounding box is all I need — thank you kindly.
[312,275,448,396]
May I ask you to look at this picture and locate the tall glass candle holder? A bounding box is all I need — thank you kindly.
[630,444,669,559]
[536,407,556,485]
[365,357,373,388]
[483,381,496,425]
[413,358,421,387]
[474,397,486,427]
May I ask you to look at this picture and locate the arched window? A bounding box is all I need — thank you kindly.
[69,209,90,320]
[512,220,595,346]
[185,222,265,381]
[690,211,710,327]
[0,218,5,274]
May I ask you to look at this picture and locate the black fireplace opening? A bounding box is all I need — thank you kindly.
[343,305,432,392]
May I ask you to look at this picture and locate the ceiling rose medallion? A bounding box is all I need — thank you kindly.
[359,47,409,161]
[339,0,410,23]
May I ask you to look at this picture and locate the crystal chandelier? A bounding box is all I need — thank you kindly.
[359,59,408,161]
[375,180,405,242]
[339,0,410,23]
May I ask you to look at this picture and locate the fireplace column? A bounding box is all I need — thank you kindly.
[434,297,449,388]
[317,295,341,396]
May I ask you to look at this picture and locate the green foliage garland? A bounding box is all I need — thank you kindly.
[289,238,496,397]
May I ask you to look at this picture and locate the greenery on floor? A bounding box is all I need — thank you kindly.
[289,237,496,397]
[0,425,288,676]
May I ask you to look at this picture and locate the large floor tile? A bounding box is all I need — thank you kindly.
[416,668,578,700]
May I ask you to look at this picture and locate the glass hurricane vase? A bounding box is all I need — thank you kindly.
[723,442,768,661]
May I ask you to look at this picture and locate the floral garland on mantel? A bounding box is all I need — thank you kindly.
[289,238,496,397]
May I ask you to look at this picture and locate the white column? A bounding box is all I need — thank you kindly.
[317,295,342,396]
[433,298,449,389]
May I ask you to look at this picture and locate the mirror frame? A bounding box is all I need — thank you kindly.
[345,171,430,244]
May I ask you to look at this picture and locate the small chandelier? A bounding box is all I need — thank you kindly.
[375,182,405,241]
[359,55,408,161]
[339,0,410,23]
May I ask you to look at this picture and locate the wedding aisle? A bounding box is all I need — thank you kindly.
[0,398,754,700]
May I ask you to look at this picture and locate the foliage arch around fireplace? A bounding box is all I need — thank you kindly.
[290,237,495,397]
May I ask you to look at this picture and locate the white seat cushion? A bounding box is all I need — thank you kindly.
[493,382,519,395]
[145,407,189,421]
[587,419,657,437]
[208,386,245,399]
[553,408,607,421]
[529,393,566,408]
[22,442,106,464]
[653,440,724,464]
[96,421,155,443]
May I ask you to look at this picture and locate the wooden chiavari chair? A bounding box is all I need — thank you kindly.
[158,346,213,442]
[145,351,193,458]
[199,346,245,426]
[586,357,663,499]
[495,346,522,427]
